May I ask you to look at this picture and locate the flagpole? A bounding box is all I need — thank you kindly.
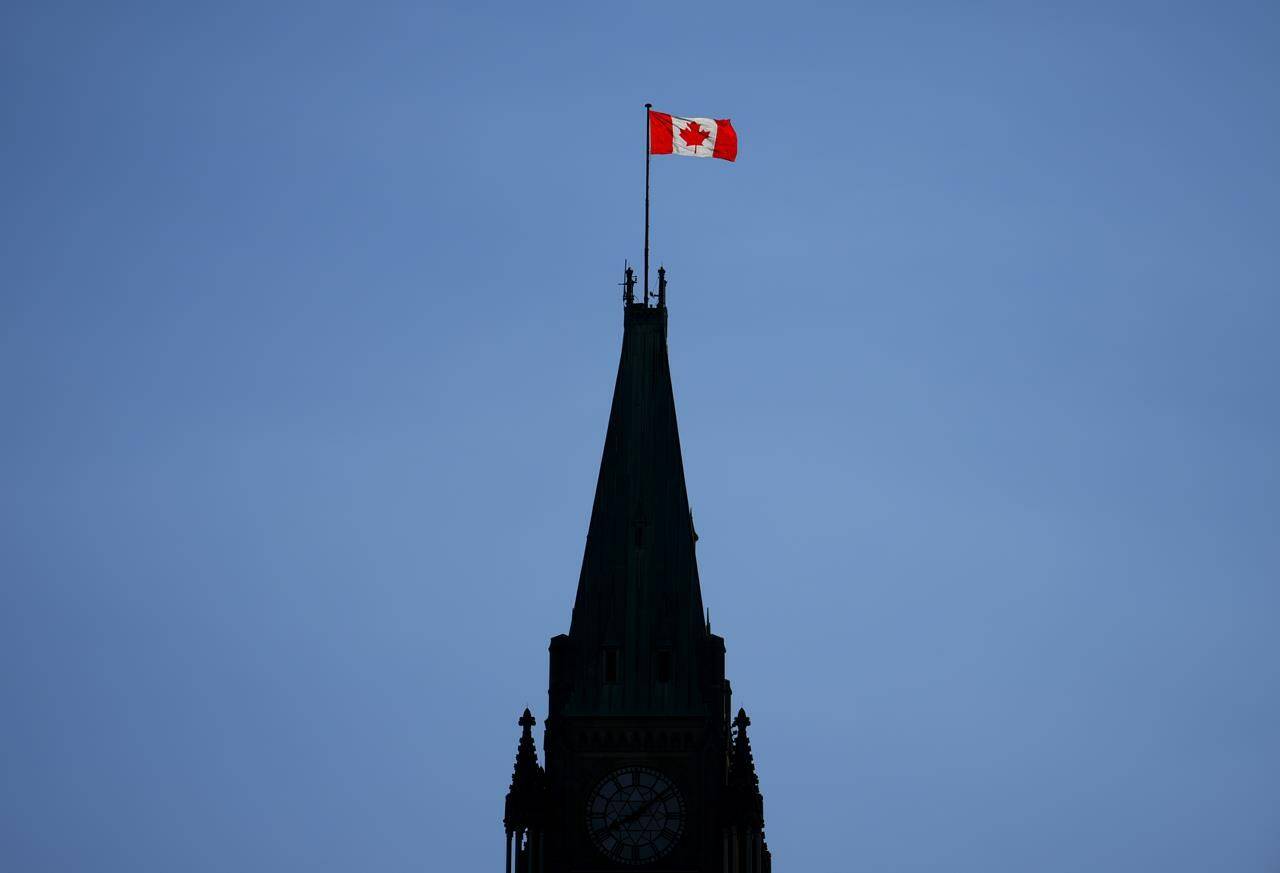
[644,102,651,303]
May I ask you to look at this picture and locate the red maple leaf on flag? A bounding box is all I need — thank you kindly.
[678,121,710,148]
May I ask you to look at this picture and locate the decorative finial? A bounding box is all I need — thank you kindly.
[657,264,667,308]
[621,263,636,306]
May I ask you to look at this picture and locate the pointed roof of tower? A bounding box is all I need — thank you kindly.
[564,292,709,714]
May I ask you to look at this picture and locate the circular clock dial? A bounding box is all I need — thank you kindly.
[586,766,685,865]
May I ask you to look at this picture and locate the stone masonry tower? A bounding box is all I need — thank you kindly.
[504,267,772,873]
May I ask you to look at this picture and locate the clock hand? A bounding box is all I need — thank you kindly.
[605,789,674,833]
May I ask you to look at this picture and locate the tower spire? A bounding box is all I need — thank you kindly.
[562,277,708,715]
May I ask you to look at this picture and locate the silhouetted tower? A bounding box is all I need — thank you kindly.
[503,269,773,872]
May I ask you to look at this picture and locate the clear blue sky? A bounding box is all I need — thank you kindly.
[3,2,1278,871]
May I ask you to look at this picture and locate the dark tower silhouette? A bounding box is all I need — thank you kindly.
[503,272,772,872]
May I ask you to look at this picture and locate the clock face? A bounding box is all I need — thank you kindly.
[586,766,685,865]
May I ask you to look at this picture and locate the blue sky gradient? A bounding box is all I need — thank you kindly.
[3,2,1279,871]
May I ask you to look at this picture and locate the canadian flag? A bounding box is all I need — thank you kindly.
[648,110,738,162]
